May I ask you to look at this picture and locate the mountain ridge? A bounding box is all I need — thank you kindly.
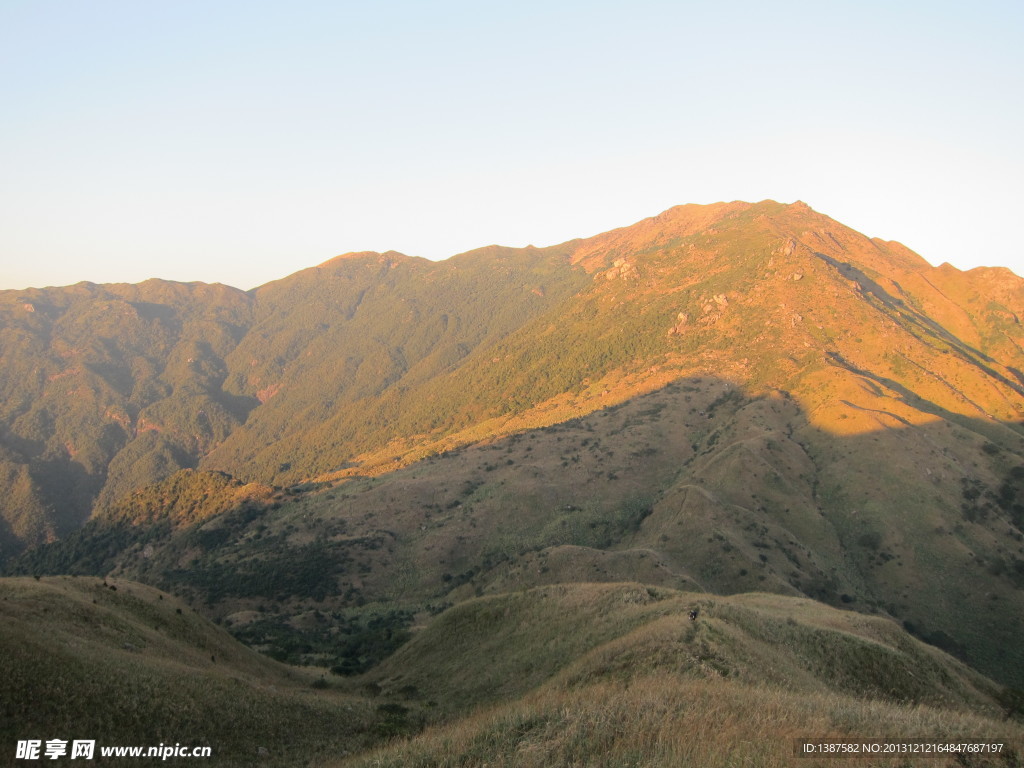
[4,198,1023,511]
[5,200,1024,692]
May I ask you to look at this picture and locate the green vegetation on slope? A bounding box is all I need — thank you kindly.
[0,280,254,551]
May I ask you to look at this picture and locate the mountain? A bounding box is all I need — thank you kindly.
[5,201,1023,538]
[0,279,254,550]
[5,200,1024,696]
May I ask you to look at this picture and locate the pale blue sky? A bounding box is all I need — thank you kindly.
[2,0,1022,289]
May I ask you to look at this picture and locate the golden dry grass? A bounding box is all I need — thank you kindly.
[333,674,1023,768]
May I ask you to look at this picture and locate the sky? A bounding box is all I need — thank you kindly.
[2,0,1022,290]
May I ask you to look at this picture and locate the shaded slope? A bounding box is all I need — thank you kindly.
[0,280,254,552]
[18,377,1024,688]
[0,576,377,766]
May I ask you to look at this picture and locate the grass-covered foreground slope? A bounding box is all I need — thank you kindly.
[341,583,1023,768]
[2,579,1021,767]
[0,576,384,767]
[366,583,1005,715]
[339,677,1020,768]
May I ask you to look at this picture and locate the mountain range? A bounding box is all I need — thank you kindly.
[3,200,1024,763]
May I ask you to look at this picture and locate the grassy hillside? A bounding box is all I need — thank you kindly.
[0,576,386,767]
[338,676,1021,768]
[338,583,1022,768]
[204,245,590,483]
[5,578,1019,767]
[364,584,1005,715]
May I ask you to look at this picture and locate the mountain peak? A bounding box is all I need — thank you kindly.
[317,250,410,267]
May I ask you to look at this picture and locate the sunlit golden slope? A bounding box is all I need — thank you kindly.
[4,200,1023,546]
